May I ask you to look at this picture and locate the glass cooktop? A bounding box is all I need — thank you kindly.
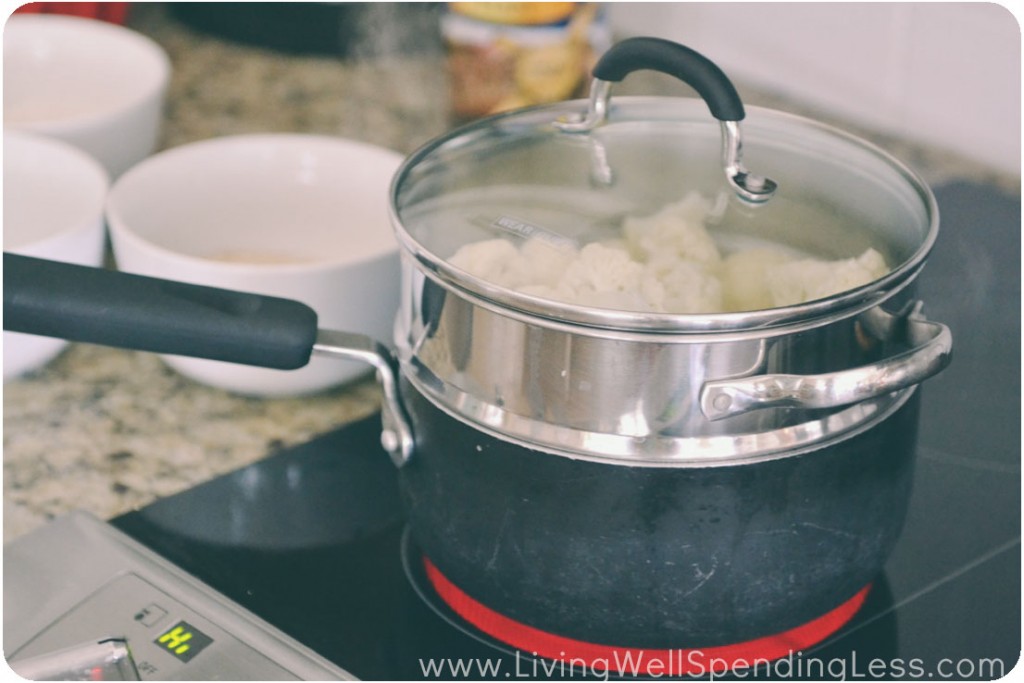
[112,181,1020,680]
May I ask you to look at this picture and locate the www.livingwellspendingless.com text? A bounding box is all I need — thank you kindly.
[418,649,1009,680]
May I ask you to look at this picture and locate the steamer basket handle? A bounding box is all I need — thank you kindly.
[555,36,777,203]
[700,303,953,421]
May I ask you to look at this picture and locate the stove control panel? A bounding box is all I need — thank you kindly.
[4,511,353,680]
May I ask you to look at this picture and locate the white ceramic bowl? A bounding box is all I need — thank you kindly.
[3,14,171,178]
[4,131,110,381]
[106,133,404,397]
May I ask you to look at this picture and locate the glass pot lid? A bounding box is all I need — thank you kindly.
[391,38,938,333]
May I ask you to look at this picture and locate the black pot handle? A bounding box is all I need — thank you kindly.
[592,37,745,122]
[4,251,416,466]
[3,252,318,370]
[556,36,777,204]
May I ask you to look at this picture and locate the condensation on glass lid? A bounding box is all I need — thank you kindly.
[447,192,889,314]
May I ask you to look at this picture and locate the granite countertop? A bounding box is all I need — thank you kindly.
[4,5,1019,542]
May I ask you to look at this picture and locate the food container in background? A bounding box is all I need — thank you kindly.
[105,133,404,397]
[3,14,170,178]
[3,131,109,381]
[442,2,611,122]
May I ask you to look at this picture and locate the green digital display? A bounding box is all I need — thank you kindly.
[154,620,213,663]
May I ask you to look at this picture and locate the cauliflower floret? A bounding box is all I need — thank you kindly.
[517,243,657,312]
[558,242,645,298]
[721,246,795,312]
[449,238,536,288]
[651,260,724,314]
[768,248,889,307]
[622,194,722,268]
[518,237,577,287]
[449,239,517,280]
[447,197,889,315]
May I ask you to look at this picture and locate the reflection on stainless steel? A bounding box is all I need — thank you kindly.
[587,131,614,187]
[395,267,925,465]
[10,638,140,681]
[556,77,776,202]
[312,330,414,467]
[553,77,611,133]
[720,120,778,203]
[404,368,913,467]
[700,302,952,420]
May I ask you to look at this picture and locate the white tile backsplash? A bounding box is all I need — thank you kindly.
[607,3,1021,175]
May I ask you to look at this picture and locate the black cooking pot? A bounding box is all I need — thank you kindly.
[5,38,952,667]
[400,378,920,648]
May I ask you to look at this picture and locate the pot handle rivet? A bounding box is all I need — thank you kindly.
[555,36,777,204]
[712,393,733,412]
